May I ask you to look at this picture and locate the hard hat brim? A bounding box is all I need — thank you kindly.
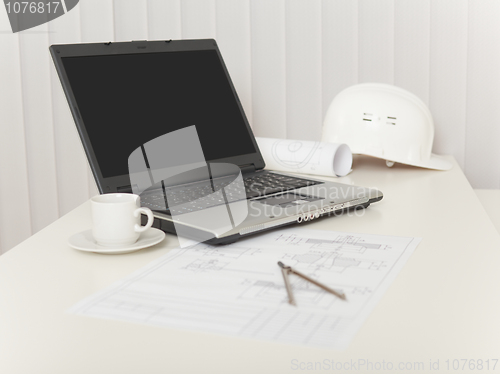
[406,153,453,171]
[354,152,453,170]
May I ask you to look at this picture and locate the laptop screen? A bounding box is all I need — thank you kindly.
[61,49,257,178]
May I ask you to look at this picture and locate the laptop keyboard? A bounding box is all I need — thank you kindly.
[243,173,320,197]
[141,172,322,213]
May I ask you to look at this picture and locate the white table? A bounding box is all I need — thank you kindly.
[2,155,500,374]
[475,189,500,234]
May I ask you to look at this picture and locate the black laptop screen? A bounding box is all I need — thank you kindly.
[61,50,256,178]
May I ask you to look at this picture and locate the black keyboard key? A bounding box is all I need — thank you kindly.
[260,187,285,195]
[285,182,308,188]
[245,191,260,198]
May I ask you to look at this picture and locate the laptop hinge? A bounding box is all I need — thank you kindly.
[239,164,256,174]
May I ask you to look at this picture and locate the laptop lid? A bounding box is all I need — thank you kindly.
[49,39,265,194]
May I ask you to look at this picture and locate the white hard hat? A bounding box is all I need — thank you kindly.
[322,83,452,170]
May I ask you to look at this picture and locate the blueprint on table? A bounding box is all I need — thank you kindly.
[255,137,352,177]
[68,228,421,349]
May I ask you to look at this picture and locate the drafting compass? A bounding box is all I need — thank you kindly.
[277,261,347,306]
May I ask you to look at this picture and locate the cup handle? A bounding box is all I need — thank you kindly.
[133,207,154,233]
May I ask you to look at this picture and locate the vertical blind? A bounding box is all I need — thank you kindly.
[1,0,499,253]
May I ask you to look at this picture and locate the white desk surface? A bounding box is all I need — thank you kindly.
[475,189,500,235]
[2,155,500,374]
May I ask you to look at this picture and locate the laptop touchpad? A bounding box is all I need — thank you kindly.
[256,193,321,207]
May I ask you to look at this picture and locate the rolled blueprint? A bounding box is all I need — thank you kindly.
[256,137,352,177]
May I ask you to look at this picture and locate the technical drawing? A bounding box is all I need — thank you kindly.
[189,243,262,259]
[350,287,373,296]
[271,140,322,170]
[184,258,229,272]
[308,236,384,253]
[70,228,420,350]
[274,232,391,273]
[238,277,338,310]
[282,251,386,274]
[256,137,353,177]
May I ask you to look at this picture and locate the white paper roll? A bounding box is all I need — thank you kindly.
[256,137,352,177]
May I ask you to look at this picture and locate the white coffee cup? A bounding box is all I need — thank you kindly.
[91,193,154,247]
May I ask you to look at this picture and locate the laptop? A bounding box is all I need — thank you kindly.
[50,39,383,245]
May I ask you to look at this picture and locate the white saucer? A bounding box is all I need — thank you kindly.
[68,228,166,254]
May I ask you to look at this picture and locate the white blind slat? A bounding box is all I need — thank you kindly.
[216,0,253,126]
[114,0,148,42]
[147,0,182,40]
[0,12,32,253]
[358,0,395,83]
[80,0,114,43]
[19,24,59,233]
[249,0,287,139]
[429,0,468,169]
[285,0,322,141]
[181,0,216,39]
[321,0,359,120]
[394,0,430,104]
[465,1,500,188]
